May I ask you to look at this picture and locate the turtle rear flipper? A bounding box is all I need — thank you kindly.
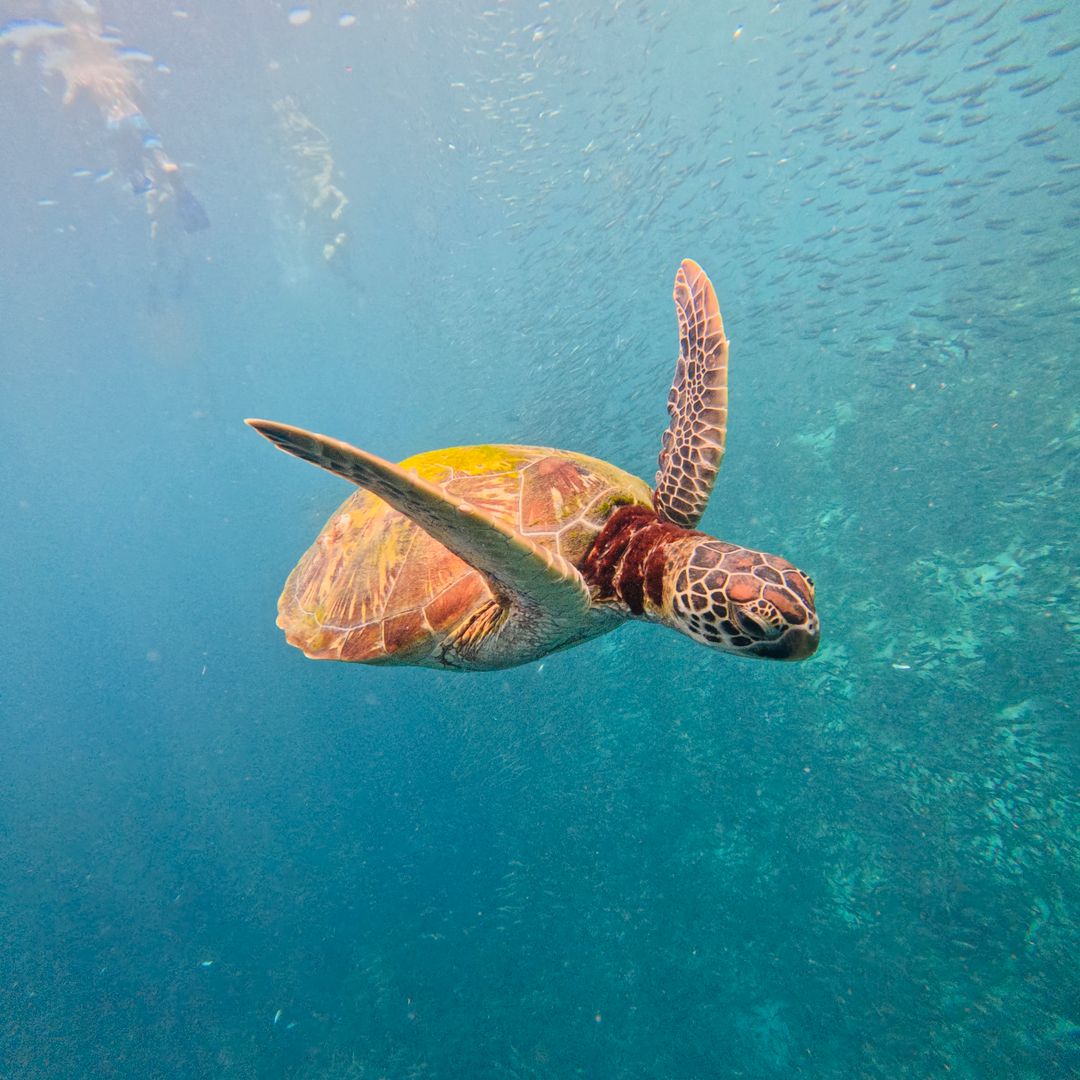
[653,259,728,529]
[246,420,591,633]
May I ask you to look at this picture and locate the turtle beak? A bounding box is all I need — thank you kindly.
[749,625,819,661]
[784,626,819,660]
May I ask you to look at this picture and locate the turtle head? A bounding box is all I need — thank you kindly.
[666,538,819,660]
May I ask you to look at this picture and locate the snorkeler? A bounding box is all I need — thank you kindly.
[108,110,210,232]
[1,0,210,232]
[273,96,356,287]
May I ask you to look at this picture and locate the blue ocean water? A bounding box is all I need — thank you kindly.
[1,1,1077,1077]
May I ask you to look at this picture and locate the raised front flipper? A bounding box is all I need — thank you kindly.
[246,420,591,632]
[653,259,728,529]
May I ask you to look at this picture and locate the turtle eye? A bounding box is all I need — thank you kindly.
[734,606,782,640]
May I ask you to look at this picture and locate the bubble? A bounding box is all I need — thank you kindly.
[338,13,357,27]
[287,7,312,26]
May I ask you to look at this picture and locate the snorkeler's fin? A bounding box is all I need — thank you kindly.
[175,186,210,232]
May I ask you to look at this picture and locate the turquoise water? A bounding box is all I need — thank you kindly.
[1,1,1077,1077]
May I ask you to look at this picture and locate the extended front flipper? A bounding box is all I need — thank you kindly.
[246,420,591,634]
[653,259,728,529]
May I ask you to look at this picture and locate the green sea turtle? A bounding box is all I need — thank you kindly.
[247,260,819,671]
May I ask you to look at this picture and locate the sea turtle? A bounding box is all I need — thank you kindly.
[247,260,819,671]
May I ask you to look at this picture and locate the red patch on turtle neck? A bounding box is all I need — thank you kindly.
[583,504,688,615]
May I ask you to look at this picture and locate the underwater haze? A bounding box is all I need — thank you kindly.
[1,1,1078,1077]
